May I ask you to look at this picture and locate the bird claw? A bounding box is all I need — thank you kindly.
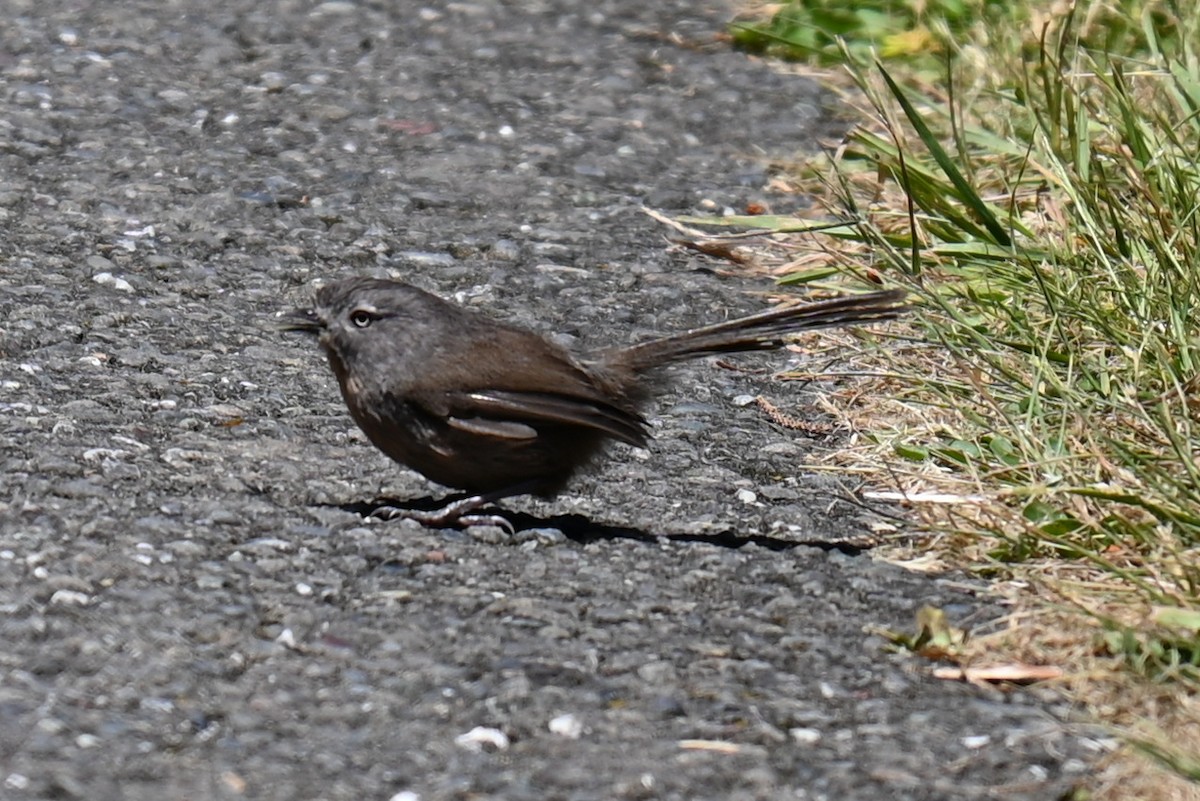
[368,497,514,534]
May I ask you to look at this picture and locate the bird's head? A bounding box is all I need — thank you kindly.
[280,277,454,375]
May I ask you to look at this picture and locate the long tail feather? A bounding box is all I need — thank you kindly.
[615,288,909,372]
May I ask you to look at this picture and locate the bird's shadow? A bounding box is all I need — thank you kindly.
[337,496,869,555]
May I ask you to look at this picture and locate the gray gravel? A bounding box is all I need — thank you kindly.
[1,1,1099,799]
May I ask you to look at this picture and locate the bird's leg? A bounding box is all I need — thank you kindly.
[368,480,546,533]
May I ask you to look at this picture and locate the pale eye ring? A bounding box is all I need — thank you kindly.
[350,309,375,328]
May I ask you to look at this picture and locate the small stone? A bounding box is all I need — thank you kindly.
[548,713,583,739]
[513,528,565,546]
[468,525,510,545]
[4,774,30,790]
[489,239,520,261]
[637,661,677,683]
[312,1,356,14]
[261,72,288,92]
[454,726,509,752]
[48,589,90,606]
[789,727,822,745]
[157,89,190,108]
[91,271,133,292]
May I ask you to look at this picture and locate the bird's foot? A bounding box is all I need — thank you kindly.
[369,495,514,534]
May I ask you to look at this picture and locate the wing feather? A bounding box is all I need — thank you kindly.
[449,389,649,448]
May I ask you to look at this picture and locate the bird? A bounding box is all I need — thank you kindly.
[282,276,908,527]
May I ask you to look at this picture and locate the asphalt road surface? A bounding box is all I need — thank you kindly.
[1,1,1098,799]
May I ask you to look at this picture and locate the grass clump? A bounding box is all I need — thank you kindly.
[719,0,1200,795]
[730,0,1005,65]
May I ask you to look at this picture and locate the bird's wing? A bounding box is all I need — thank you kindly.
[443,389,649,448]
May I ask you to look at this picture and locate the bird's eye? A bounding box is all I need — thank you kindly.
[350,309,375,328]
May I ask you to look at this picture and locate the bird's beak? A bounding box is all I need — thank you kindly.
[277,307,324,335]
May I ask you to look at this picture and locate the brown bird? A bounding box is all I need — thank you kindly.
[282,277,908,527]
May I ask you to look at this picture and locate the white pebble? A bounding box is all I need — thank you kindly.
[92,272,133,292]
[49,590,90,606]
[83,448,129,462]
[789,727,822,745]
[4,773,30,790]
[548,713,583,739]
[454,726,509,752]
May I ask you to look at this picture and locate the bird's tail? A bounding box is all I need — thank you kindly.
[614,288,909,373]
